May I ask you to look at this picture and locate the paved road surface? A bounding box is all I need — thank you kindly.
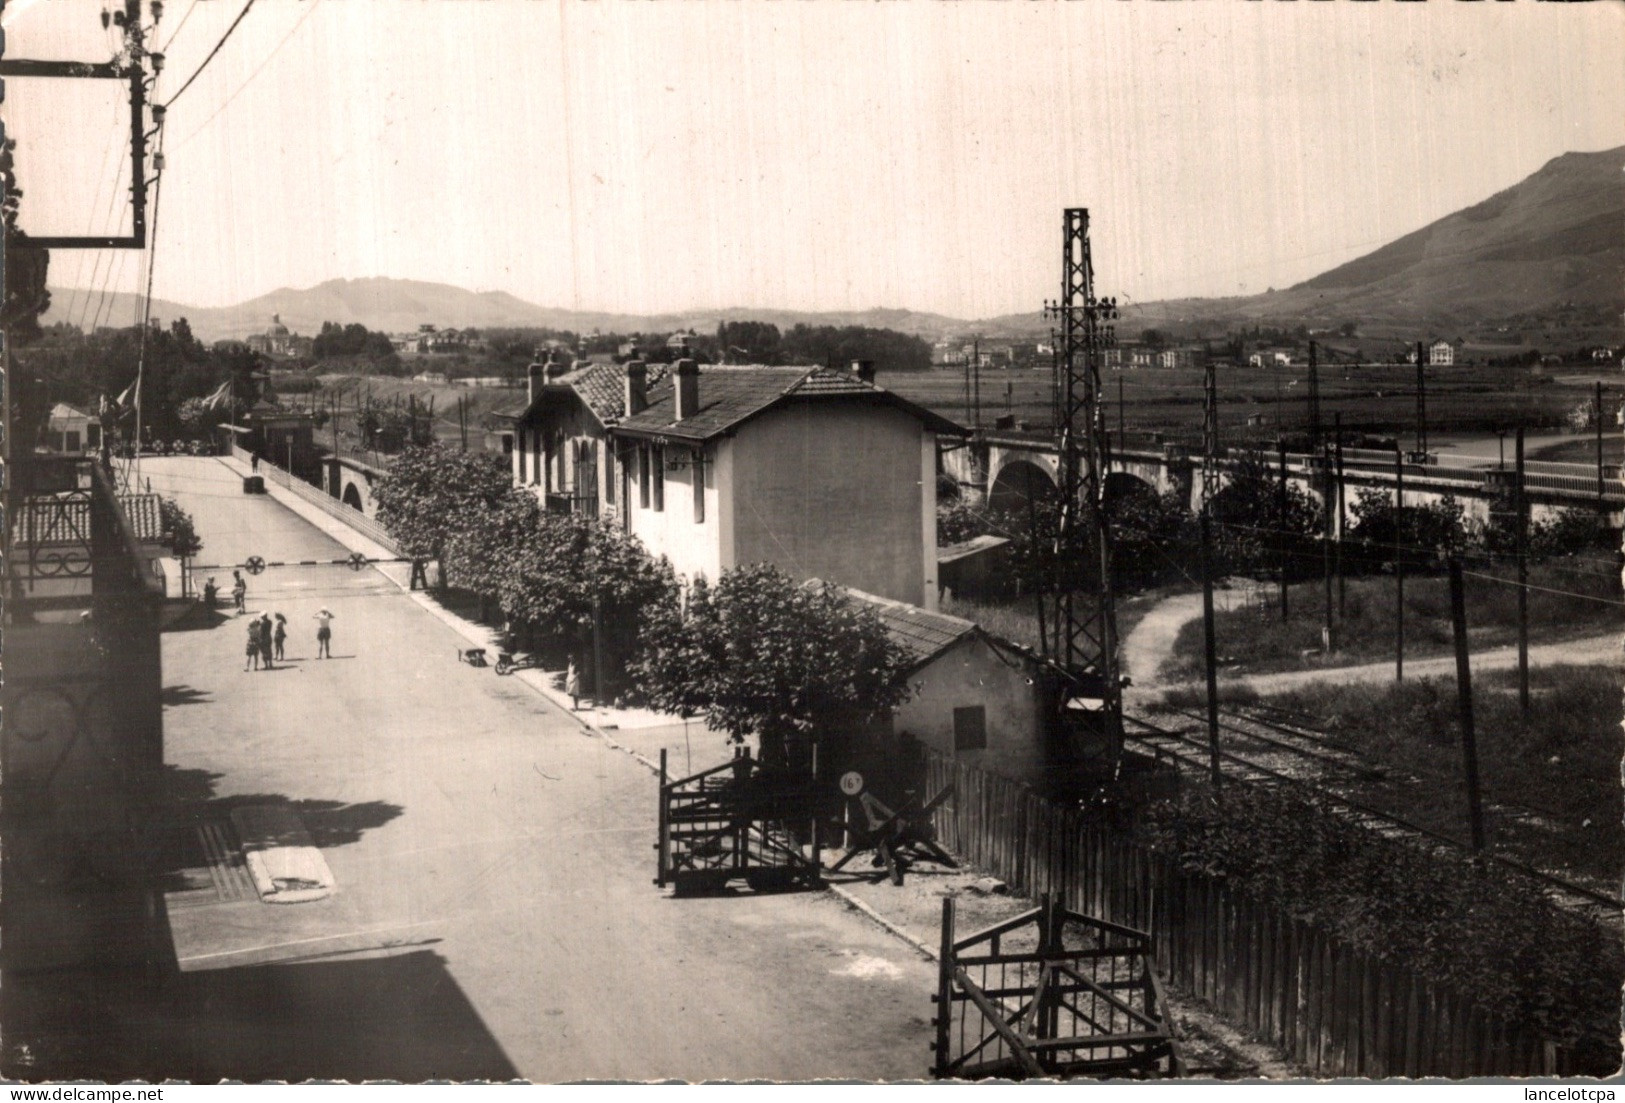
[140,458,935,1082]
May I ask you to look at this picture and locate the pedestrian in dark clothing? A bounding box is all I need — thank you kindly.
[258,613,275,669]
[245,618,262,671]
[251,452,260,474]
[273,614,287,661]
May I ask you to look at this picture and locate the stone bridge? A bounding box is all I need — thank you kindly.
[941,431,1625,534]
[323,454,388,519]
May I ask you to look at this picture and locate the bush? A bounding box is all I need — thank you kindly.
[1138,785,1622,1067]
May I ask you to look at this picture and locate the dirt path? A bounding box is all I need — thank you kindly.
[1230,631,1620,695]
[1121,583,1266,699]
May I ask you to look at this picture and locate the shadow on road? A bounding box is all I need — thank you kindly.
[162,765,404,850]
[162,685,213,708]
[3,947,519,1083]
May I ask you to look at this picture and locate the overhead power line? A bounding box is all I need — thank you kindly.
[175,0,323,151]
[163,0,256,108]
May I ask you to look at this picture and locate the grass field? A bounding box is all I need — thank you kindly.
[1158,560,1621,681]
[1246,665,1622,889]
[881,362,1608,445]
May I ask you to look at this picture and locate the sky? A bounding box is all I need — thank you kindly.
[6,0,1623,323]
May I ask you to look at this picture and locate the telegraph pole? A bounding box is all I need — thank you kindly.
[1415,341,1428,457]
[1394,443,1405,683]
[1515,428,1529,716]
[1334,413,1346,619]
[1448,557,1487,853]
[1307,340,1321,455]
[1596,381,1606,519]
[1202,350,1221,510]
[1277,440,1290,622]
[1200,512,1222,797]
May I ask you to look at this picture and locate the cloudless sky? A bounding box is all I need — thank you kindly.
[6,0,1622,322]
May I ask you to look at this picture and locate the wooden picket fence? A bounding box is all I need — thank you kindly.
[919,750,1580,1078]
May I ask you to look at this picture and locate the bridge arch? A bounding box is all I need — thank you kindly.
[342,481,365,512]
[1103,471,1158,506]
[987,459,1058,516]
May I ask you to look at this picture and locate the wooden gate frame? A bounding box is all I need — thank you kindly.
[655,747,822,894]
[932,894,1183,1080]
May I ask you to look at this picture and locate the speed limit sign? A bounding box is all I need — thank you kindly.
[839,771,865,797]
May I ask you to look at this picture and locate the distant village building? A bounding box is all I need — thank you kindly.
[498,358,961,609]
[1429,340,1455,367]
[245,315,313,359]
[44,403,101,454]
[412,371,450,385]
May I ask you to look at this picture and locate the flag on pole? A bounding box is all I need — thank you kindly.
[202,380,232,409]
[115,380,137,408]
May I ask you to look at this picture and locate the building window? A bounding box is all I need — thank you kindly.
[953,706,987,752]
[639,444,650,508]
[652,446,665,512]
[692,448,705,523]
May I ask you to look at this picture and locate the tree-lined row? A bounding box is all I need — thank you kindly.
[373,445,914,769]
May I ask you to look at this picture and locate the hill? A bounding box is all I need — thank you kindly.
[44,147,1622,345]
[43,277,966,345]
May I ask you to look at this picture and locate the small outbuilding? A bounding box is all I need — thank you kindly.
[833,584,1057,790]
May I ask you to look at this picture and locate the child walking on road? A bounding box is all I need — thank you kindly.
[273,614,287,661]
[314,608,334,658]
[245,618,262,671]
[232,571,247,615]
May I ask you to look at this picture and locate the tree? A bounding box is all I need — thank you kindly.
[441,488,541,620]
[373,444,515,564]
[1139,328,1168,349]
[1103,481,1200,593]
[1208,451,1324,579]
[1348,488,1468,571]
[630,565,915,772]
[495,512,679,688]
[159,497,203,560]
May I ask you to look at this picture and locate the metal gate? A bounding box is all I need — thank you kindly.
[655,748,822,894]
[932,894,1183,1080]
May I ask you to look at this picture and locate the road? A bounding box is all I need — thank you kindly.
[139,457,936,1082]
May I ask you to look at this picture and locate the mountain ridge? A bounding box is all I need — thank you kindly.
[44,146,1622,344]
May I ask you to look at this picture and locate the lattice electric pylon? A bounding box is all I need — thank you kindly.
[1041,209,1123,779]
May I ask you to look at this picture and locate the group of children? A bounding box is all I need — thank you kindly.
[243,608,336,670]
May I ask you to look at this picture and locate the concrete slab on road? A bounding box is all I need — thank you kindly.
[135,457,938,1083]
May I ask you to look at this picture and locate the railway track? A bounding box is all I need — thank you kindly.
[1123,711,1622,924]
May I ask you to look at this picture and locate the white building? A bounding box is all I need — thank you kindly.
[500,358,962,609]
[1429,340,1455,366]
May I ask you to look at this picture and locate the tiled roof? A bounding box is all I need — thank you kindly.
[13,492,166,545]
[818,581,978,670]
[567,360,670,425]
[614,365,962,442]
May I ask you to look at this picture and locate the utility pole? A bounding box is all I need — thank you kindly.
[1322,436,1335,653]
[1201,351,1221,511]
[1334,412,1346,619]
[1448,557,1487,853]
[1200,513,1223,796]
[972,336,981,431]
[1277,440,1290,622]
[1394,443,1405,683]
[1596,381,1606,518]
[1307,340,1321,455]
[1117,375,1126,453]
[1515,428,1529,716]
[1415,341,1428,457]
[1042,209,1123,779]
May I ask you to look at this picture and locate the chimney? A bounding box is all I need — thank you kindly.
[673,358,699,421]
[624,360,648,418]
[851,359,876,384]
[544,349,570,379]
[526,362,544,404]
